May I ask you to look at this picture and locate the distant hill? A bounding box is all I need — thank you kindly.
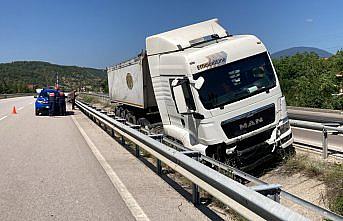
[271,47,332,59]
[0,61,106,93]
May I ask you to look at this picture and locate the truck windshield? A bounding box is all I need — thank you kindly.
[193,52,276,109]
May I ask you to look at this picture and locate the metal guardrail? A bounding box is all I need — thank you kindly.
[290,119,343,159]
[163,137,342,221]
[76,100,309,221]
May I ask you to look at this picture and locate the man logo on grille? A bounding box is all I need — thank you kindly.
[126,73,133,90]
[239,117,264,130]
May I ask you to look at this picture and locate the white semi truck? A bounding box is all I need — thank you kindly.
[107,19,293,170]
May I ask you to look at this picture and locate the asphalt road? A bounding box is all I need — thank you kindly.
[288,108,343,124]
[292,127,342,152]
[0,96,135,220]
[287,108,342,153]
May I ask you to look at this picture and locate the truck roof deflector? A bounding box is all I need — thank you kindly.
[146,18,228,55]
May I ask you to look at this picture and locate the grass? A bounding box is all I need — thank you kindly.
[79,94,97,104]
[280,153,343,215]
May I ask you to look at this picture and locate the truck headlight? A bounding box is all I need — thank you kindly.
[279,118,290,134]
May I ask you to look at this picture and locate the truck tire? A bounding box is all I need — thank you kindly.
[274,145,295,161]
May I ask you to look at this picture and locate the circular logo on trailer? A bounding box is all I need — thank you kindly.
[126,73,133,90]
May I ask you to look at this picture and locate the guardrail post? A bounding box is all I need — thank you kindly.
[274,192,280,203]
[192,183,200,205]
[192,154,200,205]
[111,128,115,138]
[121,135,125,146]
[157,159,162,175]
[135,145,140,157]
[322,129,328,159]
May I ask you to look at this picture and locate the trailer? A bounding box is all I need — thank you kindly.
[107,53,159,124]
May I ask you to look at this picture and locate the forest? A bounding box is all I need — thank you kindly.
[0,61,107,93]
[273,50,343,110]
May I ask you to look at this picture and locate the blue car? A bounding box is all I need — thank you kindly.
[35,89,57,115]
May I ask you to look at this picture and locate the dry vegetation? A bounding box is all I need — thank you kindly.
[279,153,342,215]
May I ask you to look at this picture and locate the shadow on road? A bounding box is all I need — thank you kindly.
[36,110,75,117]
[111,138,225,221]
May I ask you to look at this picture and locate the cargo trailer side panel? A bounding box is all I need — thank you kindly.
[108,59,145,108]
[142,55,157,108]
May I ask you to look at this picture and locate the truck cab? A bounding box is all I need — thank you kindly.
[146,19,293,168]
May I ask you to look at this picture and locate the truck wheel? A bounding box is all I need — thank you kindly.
[284,145,296,158]
[275,145,295,161]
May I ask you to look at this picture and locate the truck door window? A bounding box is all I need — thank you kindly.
[170,78,196,112]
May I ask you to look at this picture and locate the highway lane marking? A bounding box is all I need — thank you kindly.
[18,107,25,111]
[0,116,8,121]
[71,115,150,221]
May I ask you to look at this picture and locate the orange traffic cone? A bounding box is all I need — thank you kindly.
[12,106,17,114]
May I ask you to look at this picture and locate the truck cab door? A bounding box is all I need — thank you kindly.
[171,78,196,114]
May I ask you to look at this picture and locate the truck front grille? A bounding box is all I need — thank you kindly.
[221,104,275,139]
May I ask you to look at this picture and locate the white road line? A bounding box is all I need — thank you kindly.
[0,116,8,121]
[71,115,149,221]
[18,107,24,111]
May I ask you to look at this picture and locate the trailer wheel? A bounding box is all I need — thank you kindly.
[115,107,122,117]
[137,118,151,129]
[126,112,137,125]
[120,109,127,119]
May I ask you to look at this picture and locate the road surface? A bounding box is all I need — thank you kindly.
[292,127,342,153]
[287,108,342,153]
[0,96,210,221]
[0,96,136,220]
[288,108,343,124]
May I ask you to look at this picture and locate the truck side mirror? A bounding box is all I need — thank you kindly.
[193,77,204,90]
[171,78,196,114]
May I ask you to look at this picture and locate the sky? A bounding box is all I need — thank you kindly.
[0,0,342,68]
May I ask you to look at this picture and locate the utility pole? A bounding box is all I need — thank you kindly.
[55,72,59,90]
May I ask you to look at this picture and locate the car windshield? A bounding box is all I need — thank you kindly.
[39,91,52,98]
[193,52,276,110]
